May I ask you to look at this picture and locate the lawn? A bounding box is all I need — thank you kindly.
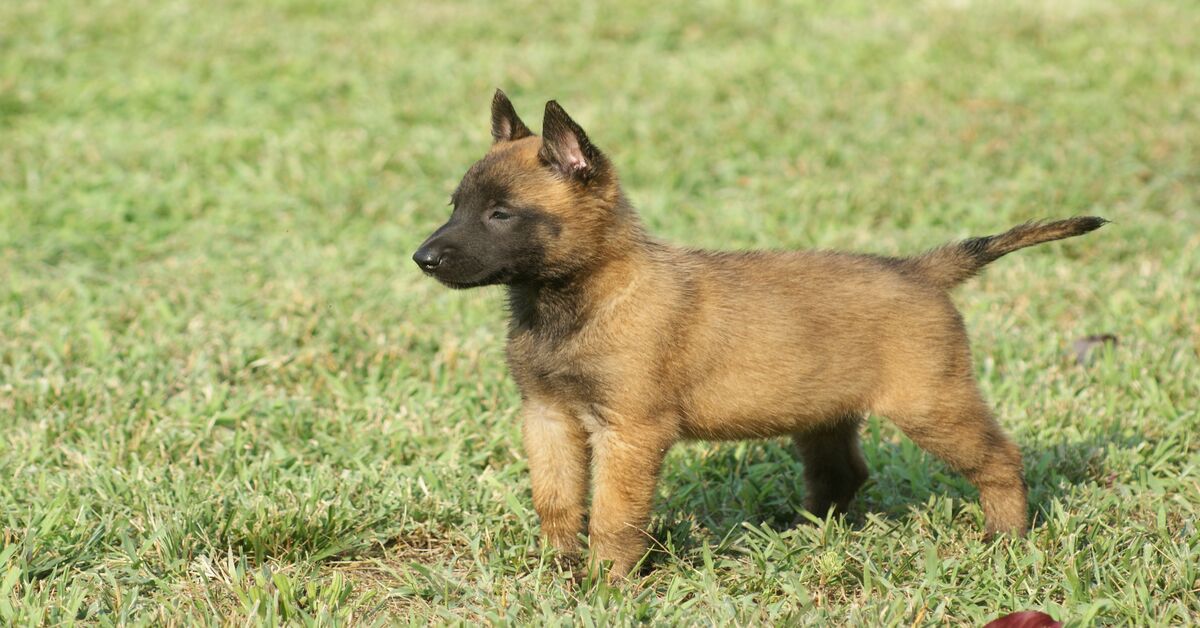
[2,0,1198,624]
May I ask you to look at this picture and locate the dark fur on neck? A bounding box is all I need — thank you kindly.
[507,195,647,342]
[506,277,589,341]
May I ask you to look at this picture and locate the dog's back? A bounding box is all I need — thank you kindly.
[651,248,958,437]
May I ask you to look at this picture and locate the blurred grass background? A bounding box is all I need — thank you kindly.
[1,0,1198,623]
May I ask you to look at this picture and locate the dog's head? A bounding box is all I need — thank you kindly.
[413,90,625,289]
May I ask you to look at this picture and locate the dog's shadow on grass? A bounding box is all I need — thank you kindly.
[651,426,1132,557]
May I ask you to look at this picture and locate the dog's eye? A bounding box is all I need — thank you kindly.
[489,209,511,221]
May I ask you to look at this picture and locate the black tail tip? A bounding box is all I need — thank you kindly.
[1075,216,1110,232]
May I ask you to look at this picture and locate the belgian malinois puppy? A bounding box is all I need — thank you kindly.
[413,90,1106,579]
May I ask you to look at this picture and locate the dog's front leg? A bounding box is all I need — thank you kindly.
[587,422,673,580]
[522,400,590,556]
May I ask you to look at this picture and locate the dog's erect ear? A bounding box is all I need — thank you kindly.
[491,89,533,143]
[539,100,605,181]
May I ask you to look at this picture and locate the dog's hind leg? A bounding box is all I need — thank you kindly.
[881,384,1028,537]
[793,414,870,518]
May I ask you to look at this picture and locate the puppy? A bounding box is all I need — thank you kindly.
[414,90,1106,578]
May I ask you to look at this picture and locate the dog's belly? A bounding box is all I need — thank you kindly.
[671,320,881,440]
[678,371,870,440]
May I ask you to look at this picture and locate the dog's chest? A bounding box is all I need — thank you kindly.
[505,330,607,405]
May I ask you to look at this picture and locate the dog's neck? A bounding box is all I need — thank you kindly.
[505,278,588,341]
[506,204,650,341]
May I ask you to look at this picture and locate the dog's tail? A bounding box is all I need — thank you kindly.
[901,216,1108,290]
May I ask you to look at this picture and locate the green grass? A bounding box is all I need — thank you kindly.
[2,0,1198,624]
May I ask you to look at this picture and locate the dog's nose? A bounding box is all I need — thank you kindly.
[412,246,444,271]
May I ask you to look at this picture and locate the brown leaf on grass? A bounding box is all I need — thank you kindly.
[1072,333,1118,365]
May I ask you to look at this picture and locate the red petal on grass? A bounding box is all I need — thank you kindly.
[984,611,1063,628]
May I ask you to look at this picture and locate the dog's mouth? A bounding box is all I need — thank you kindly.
[428,267,512,290]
